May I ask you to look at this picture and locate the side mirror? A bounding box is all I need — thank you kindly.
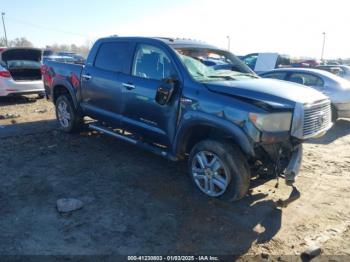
[155,77,177,105]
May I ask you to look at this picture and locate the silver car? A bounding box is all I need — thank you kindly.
[316,65,350,81]
[0,48,45,97]
[260,68,350,120]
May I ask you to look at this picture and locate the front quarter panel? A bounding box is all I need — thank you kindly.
[173,82,260,157]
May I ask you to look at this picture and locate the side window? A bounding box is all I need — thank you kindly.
[132,44,176,81]
[262,72,287,80]
[243,54,258,70]
[289,73,324,87]
[94,42,132,73]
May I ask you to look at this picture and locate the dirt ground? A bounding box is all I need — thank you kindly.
[0,96,350,259]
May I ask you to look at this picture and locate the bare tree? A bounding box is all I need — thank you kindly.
[46,42,90,57]
[0,37,6,47]
[9,37,33,47]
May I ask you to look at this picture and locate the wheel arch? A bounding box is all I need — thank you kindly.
[173,114,255,159]
[52,79,78,108]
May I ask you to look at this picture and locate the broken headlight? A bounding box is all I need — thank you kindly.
[249,112,292,132]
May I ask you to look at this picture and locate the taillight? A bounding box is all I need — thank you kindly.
[0,70,11,78]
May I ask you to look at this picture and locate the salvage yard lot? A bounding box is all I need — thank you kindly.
[1,96,350,257]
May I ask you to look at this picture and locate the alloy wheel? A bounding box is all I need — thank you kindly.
[191,151,229,197]
[57,100,71,128]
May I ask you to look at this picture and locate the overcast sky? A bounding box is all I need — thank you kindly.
[1,0,349,58]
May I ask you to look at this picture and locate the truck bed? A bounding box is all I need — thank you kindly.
[42,60,84,100]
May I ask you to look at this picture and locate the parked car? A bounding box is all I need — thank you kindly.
[42,55,78,64]
[241,53,290,73]
[290,59,320,68]
[43,37,332,201]
[260,68,350,120]
[0,48,45,97]
[316,65,350,81]
[56,51,86,64]
[43,49,54,57]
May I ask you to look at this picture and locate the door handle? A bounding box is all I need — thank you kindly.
[122,83,135,90]
[82,74,92,81]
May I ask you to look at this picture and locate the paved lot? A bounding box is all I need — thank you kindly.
[0,96,350,258]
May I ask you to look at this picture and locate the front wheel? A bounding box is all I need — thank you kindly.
[188,139,251,201]
[55,94,83,133]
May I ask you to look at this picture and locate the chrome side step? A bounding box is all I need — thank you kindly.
[89,123,176,160]
[89,123,137,144]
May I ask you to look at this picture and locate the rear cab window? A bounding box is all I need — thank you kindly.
[94,42,134,74]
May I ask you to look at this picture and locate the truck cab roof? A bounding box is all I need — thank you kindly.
[96,36,218,49]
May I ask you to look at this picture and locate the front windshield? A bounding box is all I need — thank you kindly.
[175,47,258,82]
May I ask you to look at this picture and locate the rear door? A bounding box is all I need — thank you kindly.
[80,41,134,126]
[120,43,181,146]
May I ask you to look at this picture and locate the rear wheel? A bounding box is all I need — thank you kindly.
[55,94,83,133]
[188,139,251,201]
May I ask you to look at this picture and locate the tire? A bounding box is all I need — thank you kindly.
[55,94,83,133]
[188,139,251,201]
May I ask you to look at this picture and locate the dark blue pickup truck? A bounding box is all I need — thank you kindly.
[43,37,332,201]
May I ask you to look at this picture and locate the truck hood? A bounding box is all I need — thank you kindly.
[205,78,327,110]
[1,48,42,63]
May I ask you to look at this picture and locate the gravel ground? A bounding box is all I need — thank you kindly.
[0,96,350,259]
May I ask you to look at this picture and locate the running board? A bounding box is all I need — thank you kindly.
[89,124,137,144]
[89,123,176,160]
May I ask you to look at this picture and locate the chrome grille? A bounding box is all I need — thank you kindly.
[303,100,331,138]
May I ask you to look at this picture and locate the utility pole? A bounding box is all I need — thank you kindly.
[1,12,8,47]
[227,36,231,51]
[321,32,326,63]
[226,36,231,51]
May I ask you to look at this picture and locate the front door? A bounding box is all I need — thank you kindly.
[121,43,181,146]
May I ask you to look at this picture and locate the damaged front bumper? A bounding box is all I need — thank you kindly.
[284,144,303,185]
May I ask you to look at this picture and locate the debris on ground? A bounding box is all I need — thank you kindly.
[301,246,322,259]
[0,113,20,119]
[56,198,84,213]
[34,109,48,114]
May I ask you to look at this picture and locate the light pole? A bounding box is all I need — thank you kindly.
[226,36,230,51]
[321,32,326,63]
[1,12,8,47]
